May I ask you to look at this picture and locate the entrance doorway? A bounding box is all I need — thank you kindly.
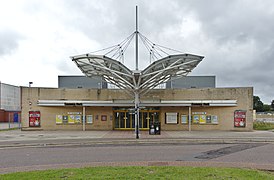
[113,108,160,130]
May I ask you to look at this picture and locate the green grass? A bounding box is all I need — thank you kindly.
[0,127,19,131]
[253,121,274,130]
[0,166,274,180]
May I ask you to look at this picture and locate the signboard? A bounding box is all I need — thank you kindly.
[234,110,246,127]
[29,111,40,127]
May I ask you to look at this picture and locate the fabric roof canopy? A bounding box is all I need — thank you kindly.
[72,53,203,96]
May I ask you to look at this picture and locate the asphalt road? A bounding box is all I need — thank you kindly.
[1,142,274,173]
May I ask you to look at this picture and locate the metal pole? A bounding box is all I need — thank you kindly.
[134,6,140,139]
[83,106,86,131]
[135,92,139,139]
[135,5,138,70]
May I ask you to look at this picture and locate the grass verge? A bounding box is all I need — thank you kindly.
[0,128,19,131]
[0,166,274,179]
[253,121,274,130]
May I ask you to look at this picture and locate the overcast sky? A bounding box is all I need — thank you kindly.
[0,0,274,103]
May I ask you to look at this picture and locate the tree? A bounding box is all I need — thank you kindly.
[263,104,271,112]
[271,100,274,111]
[253,96,264,112]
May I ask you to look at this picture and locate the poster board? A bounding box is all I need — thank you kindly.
[68,115,75,124]
[181,115,188,124]
[199,115,206,124]
[193,115,199,124]
[211,115,218,124]
[206,115,212,123]
[86,115,93,124]
[234,110,246,127]
[29,111,40,127]
[63,116,68,124]
[56,115,63,124]
[75,115,81,124]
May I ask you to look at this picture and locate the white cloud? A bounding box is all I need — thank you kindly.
[0,0,274,103]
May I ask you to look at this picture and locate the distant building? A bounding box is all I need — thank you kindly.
[58,76,107,89]
[59,75,215,90]
[166,76,215,89]
[0,82,21,123]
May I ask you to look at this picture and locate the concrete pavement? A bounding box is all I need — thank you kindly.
[1,129,274,148]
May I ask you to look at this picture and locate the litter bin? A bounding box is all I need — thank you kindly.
[149,122,161,135]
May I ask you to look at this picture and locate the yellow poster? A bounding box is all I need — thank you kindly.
[56,115,63,124]
[68,115,75,124]
[199,115,206,124]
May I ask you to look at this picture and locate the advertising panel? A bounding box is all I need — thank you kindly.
[75,115,81,124]
[29,111,40,127]
[86,115,93,124]
[199,115,206,124]
[181,115,188,124]
[234,110,246,127]
[193,115,199,124]
[206,115,212,123]
[56,115,63,124]
[211,115,218,124]
[68,115,75,124]
[63,116,68,124]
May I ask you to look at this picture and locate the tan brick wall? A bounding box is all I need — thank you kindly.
[21,87,253,131]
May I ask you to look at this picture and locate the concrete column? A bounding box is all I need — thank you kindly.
[188,106,191,131]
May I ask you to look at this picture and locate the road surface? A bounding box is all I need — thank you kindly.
[1,142,274,173]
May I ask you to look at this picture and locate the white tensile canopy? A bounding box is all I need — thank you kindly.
[71,53,204,97]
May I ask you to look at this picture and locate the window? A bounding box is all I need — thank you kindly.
[165,112,178,124]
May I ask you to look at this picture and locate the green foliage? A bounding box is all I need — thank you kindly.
[253,121,274,130]
[271,100,274,110]
[253,96,264,112]
[1,166,274,180]
[263,104,271,112]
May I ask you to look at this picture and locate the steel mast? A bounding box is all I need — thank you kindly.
[134,5,140,139]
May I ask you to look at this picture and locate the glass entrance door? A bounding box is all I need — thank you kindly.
[113,108,160,130]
